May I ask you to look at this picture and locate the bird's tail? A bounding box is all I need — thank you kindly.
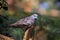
[8,23,18,27]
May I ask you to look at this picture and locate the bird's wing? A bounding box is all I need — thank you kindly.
[9,16,35,27]
[9,17,30,26]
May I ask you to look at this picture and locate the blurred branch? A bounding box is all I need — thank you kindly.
[0,34,14,40]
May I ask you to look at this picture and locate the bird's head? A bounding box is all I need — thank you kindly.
[30,14,38,20]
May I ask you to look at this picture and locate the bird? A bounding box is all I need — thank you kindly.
[9,14,38,31]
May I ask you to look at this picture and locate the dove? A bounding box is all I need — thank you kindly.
[9,14,38,31]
